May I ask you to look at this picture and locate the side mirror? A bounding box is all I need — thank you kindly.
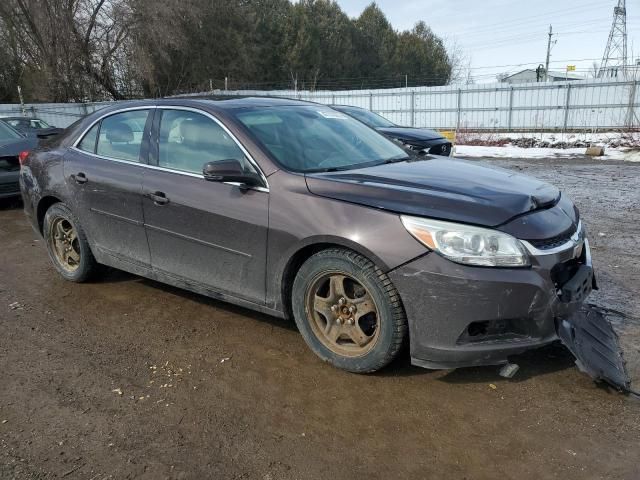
[202,159,261,187]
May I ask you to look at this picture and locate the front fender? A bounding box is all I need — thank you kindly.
[264,170,427,312]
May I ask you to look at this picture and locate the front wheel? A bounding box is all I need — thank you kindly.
[43,202,98,282]
[292,248,408,373]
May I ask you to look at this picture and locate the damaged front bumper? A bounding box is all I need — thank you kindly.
[389,237,597,370]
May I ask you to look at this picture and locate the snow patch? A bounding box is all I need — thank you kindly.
[453,145,640,162]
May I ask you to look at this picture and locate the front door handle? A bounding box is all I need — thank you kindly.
[74,172,88,184]
[149,191,169,205]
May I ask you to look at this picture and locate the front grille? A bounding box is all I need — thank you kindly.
[528,225,577,250]
[550,243,591,301]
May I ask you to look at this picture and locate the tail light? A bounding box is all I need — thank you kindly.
[18,151,30,166]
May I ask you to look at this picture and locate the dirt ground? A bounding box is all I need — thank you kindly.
[1,156,639,480]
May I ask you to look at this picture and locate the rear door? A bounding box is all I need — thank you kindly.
[141,107,268,303]
[64,108,153,272]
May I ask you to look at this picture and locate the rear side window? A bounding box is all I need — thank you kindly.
[0,121,22,140]
[96,110,150,162]
[157,109,251,175]
[77,123,99,153]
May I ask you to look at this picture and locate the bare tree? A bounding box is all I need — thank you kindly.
[444,37,468,85]
[0,0,133,101]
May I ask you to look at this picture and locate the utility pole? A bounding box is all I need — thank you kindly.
[544,25,554,82]
[598,0,628,78]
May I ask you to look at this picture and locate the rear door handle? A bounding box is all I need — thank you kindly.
[149,191,169,205]
[73,172,88,184]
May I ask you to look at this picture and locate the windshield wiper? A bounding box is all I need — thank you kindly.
[312,165,354,173]
[310,156,410,173]
[381,156,410,165]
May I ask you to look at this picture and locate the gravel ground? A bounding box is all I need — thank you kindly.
[1,156,639,480]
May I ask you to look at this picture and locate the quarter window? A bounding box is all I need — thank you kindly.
[158,109,251,175]
[96,110,150,162]
[77,123,99,153]
[31,119,50,128]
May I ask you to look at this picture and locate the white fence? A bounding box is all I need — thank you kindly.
[1,78,638,131]
[217,79,639,132]
[0,102,111,129]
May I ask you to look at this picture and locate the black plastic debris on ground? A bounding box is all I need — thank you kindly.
[557,305,631,392]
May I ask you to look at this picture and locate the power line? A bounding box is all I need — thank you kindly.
[461,15,609,41]
[450,1,606,38]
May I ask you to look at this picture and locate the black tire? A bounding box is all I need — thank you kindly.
[43,202,98,282]
[292,248,407,373]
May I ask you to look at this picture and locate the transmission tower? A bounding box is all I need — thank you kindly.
[598,0,628,78]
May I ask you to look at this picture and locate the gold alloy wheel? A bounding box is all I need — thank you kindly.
[49,217,81,272]
[305,272,380,357]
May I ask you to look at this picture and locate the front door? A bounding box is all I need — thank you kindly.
[142,107,268,303]
[64,108,153,272]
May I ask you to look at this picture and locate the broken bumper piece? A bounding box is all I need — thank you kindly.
[557,306,630,392]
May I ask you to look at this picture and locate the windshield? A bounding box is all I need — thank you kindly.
[335,107,396,128]
[234,106,407,172]
[0,120,22,141]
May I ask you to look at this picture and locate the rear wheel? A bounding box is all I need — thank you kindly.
[292,248,407,373]
[43,203,97,282]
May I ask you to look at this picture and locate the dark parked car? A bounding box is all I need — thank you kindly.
[20,97,601,376]
[331,105,452,156]
[0,119,37,198]
[2,116,63,139]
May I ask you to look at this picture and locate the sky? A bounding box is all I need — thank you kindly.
[335,0,640,82]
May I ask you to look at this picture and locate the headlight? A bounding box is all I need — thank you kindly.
[400,216,530,267]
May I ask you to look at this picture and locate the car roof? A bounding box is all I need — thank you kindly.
[163,95,318,110]
[330,105,366,110]
[87,96,322,119]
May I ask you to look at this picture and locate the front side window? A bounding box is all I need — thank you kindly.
[158,109,252,175]
[96,109,150,162]
[234,106,407,172]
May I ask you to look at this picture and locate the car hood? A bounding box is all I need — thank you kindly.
[377,127,445,143]
[0,137,38,156]
[305,158,561,227]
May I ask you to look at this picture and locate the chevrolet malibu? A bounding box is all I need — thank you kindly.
[20,98,595,374]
